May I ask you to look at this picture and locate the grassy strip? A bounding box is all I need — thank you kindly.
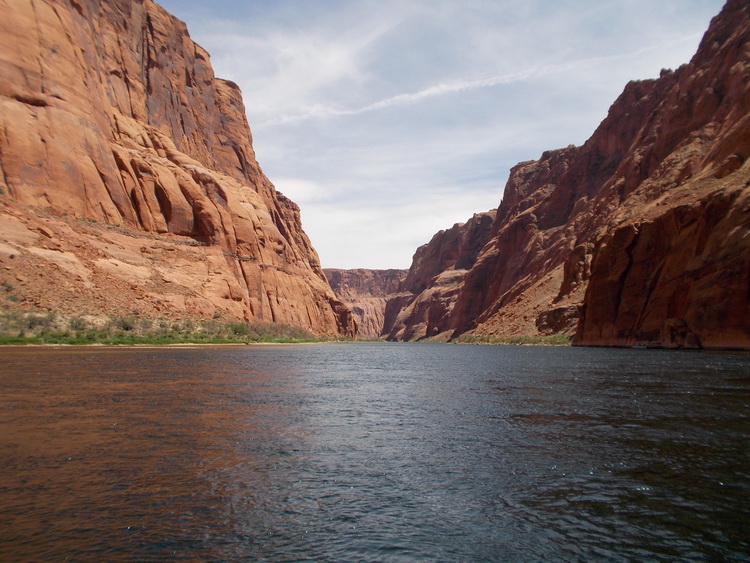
[0,310,320,345]
[453,333,571,346]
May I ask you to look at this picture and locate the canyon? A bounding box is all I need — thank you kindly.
[370,0,750,349]
[1,0,748,349]
[0,0,355,337]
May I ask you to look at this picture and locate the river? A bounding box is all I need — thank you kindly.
[1,343,748,561]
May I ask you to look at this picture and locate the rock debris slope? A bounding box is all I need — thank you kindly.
[0,0,355,336]
[384,0,750,349]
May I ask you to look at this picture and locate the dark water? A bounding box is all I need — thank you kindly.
[1,344,748,561]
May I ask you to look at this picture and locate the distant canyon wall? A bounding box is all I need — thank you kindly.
[324,269,407,339]
[0,0,355,336]
[382,0,750,349]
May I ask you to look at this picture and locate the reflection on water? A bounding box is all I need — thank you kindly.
[0,344,748,561]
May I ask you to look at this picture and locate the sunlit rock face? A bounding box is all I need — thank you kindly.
[386,0,750,349]
[0,0,355,337]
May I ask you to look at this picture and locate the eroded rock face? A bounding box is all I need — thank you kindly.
[381,211,496,341]
[385,0,750,349]
[576,189,750,349]
[324,269,407,339]
[573,0,750,349]
[0,0,355,336]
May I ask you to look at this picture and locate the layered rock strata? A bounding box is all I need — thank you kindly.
[0,0,355,336]
[324,268,407,339]
[385,0,750,349]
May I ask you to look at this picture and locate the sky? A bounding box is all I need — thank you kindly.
[157,0,725,270]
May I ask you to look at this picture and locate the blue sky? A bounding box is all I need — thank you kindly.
[157,0,725,270]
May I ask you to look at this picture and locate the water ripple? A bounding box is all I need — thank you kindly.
[1,344,748,561]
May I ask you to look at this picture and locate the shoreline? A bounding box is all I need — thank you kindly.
[0,340,334,348]
[1,341,747,352]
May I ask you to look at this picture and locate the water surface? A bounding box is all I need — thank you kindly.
[1,343,748,560]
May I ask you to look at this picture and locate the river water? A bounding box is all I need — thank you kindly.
[0,343,748,561]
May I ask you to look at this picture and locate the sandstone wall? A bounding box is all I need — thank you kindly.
[324,268,407,339]
[385,0,750,349]
[0,0,355,336]
[381,211,496,341]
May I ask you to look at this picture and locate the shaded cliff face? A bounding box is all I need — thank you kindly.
[386,0,750,349]
[573,0,750,349]
[381,211,496,341]
[0,0,354,336]
[324,269,407,339]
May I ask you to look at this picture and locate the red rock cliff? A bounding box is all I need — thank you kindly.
[324,268,407,339]
[386,0,750,349]
[575,0,750,349]
[0,0,355,336]
[382,210,496,341]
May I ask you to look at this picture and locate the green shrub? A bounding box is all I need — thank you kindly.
[0,310,321,345]
[228,322,249,336]
[453,333,571,346]
[26,312,57,330]
[111,316,137,332]
[69,316,89,331]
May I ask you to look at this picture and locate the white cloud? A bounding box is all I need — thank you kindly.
[297,190,500,270]
[273,178,330,205]
[157,0,726,269]
[260,31,708,127]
